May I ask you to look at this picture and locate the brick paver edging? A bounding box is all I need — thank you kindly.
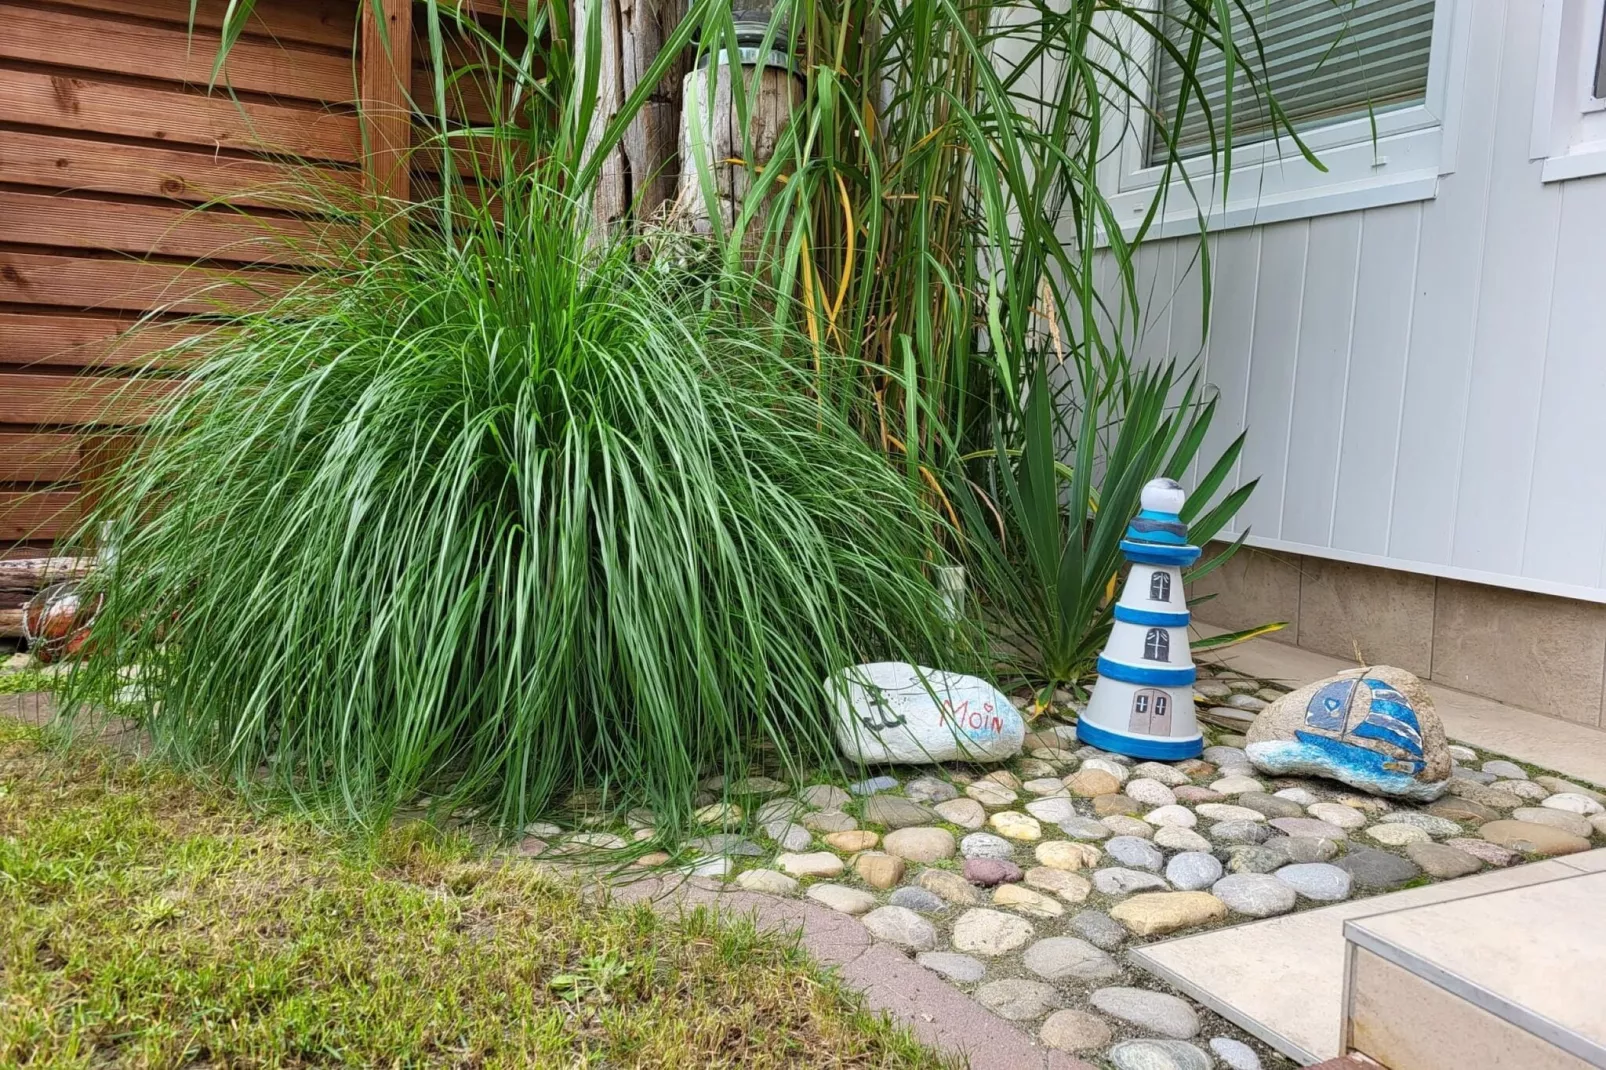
[602,872,1097,1070]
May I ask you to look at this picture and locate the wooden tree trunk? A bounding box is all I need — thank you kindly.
[577,0,689,232]
[674,61,800,238]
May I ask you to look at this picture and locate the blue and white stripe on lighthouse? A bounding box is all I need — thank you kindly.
[1076,478,1205,760]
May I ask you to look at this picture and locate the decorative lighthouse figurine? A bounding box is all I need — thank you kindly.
[1077,477,1204,759]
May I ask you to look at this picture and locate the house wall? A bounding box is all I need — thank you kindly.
[1128,0,1606,606]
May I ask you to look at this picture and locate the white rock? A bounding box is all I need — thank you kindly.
[1210,776,1265,796]
[1305,802,1367,830]
[828,663,1024,764]
[1544,792,1605,816]
[735,869,800,895]
[776,851,844,878]
[1273,787,1318,806]
[1126,778,1178,807]
[1132,762,1193,787]
[862,905,939,951]
[1081,757,1130,785]
[1025,797,1079,824]
[1154,826,1212,853]
[807,883,877,915]
[1195,803,1266,823]
[952,908,1036,956]
[1367,823,1430,846]
[1143,804,1198,828]
[1447,744,1478,762]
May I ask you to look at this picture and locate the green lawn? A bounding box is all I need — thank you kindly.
[0,718,943,1068]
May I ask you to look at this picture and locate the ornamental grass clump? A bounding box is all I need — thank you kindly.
[66,175,957,831]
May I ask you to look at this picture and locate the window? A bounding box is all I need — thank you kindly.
[1148,0,1436,165]
[1534,0,1606,182]
[1134,693,1150,715]
[1149,571,1171,602]
[1101,0,1462,236]
[1143,627,1171,662]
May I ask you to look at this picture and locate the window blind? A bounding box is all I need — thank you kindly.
[1148,0,1436,164]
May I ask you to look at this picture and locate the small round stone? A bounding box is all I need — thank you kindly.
[1273,787,1319,805]
[1022,794,1076,821]
[1059,816,1113,840]
[755,799,802,823]
[916,950,985,982]
[864,796,936,829]
[1126,778,1179,807]
[1082,757,1130,784]
[1446,744,1478,762]
[918,868,982,905]
[1274,862,1352,901]
[1405,841,1483,878]
[1109,1040,1212,1070]
[1544,792,1605,816]
[1336,847,1423,888]
[802,810,858,833]
[1067,768,1122,797]
[1224,845,1286,874]
[1305,802,1367,830]
[1165,851,1225,891]
[1210,1036,1264,1070]
[965,858,1024,886]
[993,882,1065,918]
[1023,936,1121,982]
[1197,803,1267,823]
[1040,1008,1113,1052]
[965,781,1019,808]
[1235,792,1305,819]
[1023,776,1071,797]
[1090,986,1201,1038]
[990,811,1043,841]
[1269,816,1350,841]
[806,883,876,915]
[1511,807,1595,838]
[1445,837,1518,866]
[1367,823,1431,846]
[1109,891,1226,936]
[1210,776,1265,796]
[1481,759,1528,780]
[1106,836,1165,872]
[1102,814,1156,838]
[1270,835,1340,863]
[799,784,850,809]
[1493,780,1550,801]
[883,826,956,863]
[1154,826,1213,853]
[763,821,813,851]
[1132,762,1192,787]
[1025,866,1093,903]
[776,851,844,877]
[952,907,1035,956]
[735,869,799,895]
[976,978,1060,1021]
[933,797,987,829]
[1480,818,1591,856]
[1071,909,1128,950]
[1378,811,1462,837]
[961,832,1015,859]
[1429,797,1501,823]
[862,905,938,951]
[904,776,959,804]
[824,830,879,852]
[1174,786,1223,804]
[890,885,947,912]
[1093,867,1170,895]
[1144,804,1199,828]
[855,852,906,890]
[1212,873,1296,917]
[1036,840,1102,870]
[1209,820,1271,846]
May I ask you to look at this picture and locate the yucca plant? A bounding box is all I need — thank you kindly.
[953,358,1255,693]
[64,172,958,831]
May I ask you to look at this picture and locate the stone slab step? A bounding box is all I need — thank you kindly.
[1343,869,1606,1068]
[1129,849,1606,1065]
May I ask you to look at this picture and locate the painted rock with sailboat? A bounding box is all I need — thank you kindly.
[1244,665,1452,801]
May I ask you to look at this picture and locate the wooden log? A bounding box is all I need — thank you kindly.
[0,557,94,594]
[675,61,799,239]
[0,609,23,638]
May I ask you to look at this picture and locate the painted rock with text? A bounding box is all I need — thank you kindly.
[1245,665,1451,801]
[828,662,1025,764]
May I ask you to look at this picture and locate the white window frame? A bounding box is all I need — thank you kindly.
[1532,0,1606,182]
[1099,0,1470,239]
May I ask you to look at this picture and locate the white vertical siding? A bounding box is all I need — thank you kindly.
[1118,0,1606,602]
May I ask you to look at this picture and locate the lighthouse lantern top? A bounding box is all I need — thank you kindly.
[1120,478,1201,568]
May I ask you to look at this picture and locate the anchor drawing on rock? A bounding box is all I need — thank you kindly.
[858,687,907,732]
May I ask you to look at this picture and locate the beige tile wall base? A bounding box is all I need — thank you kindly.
[1195,625,1606,789]
[1128,850,1606,1065]
[1345,948,1591,1070]
[1189,544,1606,727]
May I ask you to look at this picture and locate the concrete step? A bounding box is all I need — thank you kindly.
[1341,869,1606,1069]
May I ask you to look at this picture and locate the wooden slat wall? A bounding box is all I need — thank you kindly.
[0,0,368,551]
[2,0,528,572]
